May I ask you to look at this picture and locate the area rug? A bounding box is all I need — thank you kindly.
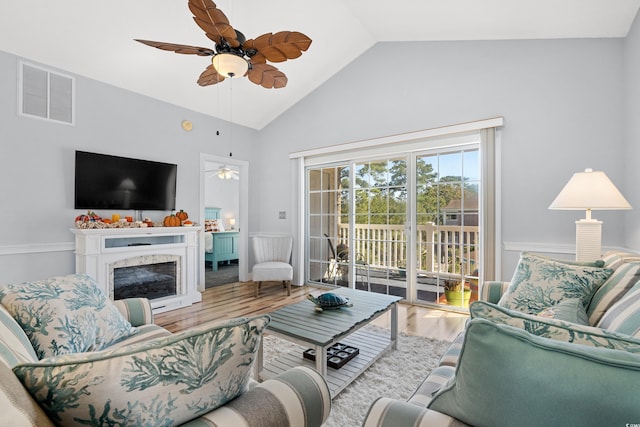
[262,327,451,427]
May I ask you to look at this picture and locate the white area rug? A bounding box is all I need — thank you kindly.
[262,328,451,427]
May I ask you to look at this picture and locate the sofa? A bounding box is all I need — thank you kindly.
[0,274,331,427]
[362,251,640,427]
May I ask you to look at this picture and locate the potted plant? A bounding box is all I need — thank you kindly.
[444,279,471,307]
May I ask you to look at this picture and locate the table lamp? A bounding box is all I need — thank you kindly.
[229,218,236,230]
[549,168,631,262]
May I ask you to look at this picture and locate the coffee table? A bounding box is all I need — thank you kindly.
[255,287,401,397]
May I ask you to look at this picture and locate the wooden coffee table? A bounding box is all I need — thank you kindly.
[255,287,401,397]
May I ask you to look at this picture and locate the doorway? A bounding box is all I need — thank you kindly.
[199,154,249,290]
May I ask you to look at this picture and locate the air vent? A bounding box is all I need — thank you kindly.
[19,61,74,125]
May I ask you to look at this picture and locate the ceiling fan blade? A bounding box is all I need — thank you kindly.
[244,31,312,64]
[197,64,226,86]
[135,39,215,56]
[247,63,288,89]
[188,0,240,48]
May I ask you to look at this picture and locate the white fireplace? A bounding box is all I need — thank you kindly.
[71,226,202,313]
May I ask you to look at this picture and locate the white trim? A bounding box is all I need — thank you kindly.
[0,242,75,255]
[289,117,504,159]
[503,241,637,256]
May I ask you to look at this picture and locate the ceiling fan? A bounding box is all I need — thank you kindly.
[206,166,239,180]
[135,0,312,89]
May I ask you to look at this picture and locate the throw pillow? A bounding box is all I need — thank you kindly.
[428,319,640,427]
[0,274,137,359]
[204,219,225,232]
[536,298,589,325]
[13,315,270,427]
[519,251,605,268]
[497,252,612,314]
[597,283,640,338]
[586,261,640,325]
[470,300,640,353]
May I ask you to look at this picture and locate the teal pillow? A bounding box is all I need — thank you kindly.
[536,298,589,325]
[0,274,137,359]
[428,319,640,427]
[498,252,612,314]
[13,315,269,427]
[470,300,640,353]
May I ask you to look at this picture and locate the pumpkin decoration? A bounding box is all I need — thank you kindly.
[163,214,181,227]
[176,210,189,222]
[75,211,101,223]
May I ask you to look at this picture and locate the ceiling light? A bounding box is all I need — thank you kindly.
[212,53,249,78]
[217,165,238,180]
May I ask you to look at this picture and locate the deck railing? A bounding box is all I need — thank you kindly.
[337,222,478,276]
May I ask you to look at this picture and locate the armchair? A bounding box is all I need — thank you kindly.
[252,235,293,298]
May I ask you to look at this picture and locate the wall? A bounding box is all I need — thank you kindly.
[0,51,256,283]
[255,38,628,279]
[624,11,640,248]
[2,31,638,285]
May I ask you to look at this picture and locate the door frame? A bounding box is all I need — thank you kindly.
[199,153,250,290]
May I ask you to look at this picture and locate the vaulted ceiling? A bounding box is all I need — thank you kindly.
[2,1,639,129]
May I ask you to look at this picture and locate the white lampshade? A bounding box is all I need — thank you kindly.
[549,168,631,215]
[212,53,248,78]
[549,168,631,262]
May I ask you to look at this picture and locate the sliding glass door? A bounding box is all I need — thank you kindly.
[352,157,408,297]
[305,132,489,311]
[414,148,480,308]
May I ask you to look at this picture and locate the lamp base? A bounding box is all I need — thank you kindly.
[575,219,602,262]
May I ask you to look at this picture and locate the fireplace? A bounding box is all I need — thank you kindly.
[109,255,182,301]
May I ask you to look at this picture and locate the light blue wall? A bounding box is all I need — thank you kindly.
[256,37,629,279]
[2,16,640,283]
[0,53,256,283]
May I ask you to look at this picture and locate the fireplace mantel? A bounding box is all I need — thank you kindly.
[71,226,202,313]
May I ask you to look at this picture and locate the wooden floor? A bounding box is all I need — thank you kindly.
[155,282,468,342]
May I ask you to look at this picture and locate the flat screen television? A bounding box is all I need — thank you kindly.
[74,150,177,211]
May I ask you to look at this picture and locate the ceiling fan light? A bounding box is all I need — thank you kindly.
[212,53,248,78]
[217,165,238,180]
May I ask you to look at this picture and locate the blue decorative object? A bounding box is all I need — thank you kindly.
[307,293,353,312]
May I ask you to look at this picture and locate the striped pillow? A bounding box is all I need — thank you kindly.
[587,261,640,325]
[597,285,640,338]
[0,304,37,368]
[189,366,331,426]
[112,298,154,327]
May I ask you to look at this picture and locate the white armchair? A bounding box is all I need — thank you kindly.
[252,235,293,298]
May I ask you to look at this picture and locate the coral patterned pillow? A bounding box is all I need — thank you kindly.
[0,274,137,359]
[498,253,612,314]
[13,315,269,427]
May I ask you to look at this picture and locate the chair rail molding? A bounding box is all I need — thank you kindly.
[503,241,634,256]
[0,242,75,255]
